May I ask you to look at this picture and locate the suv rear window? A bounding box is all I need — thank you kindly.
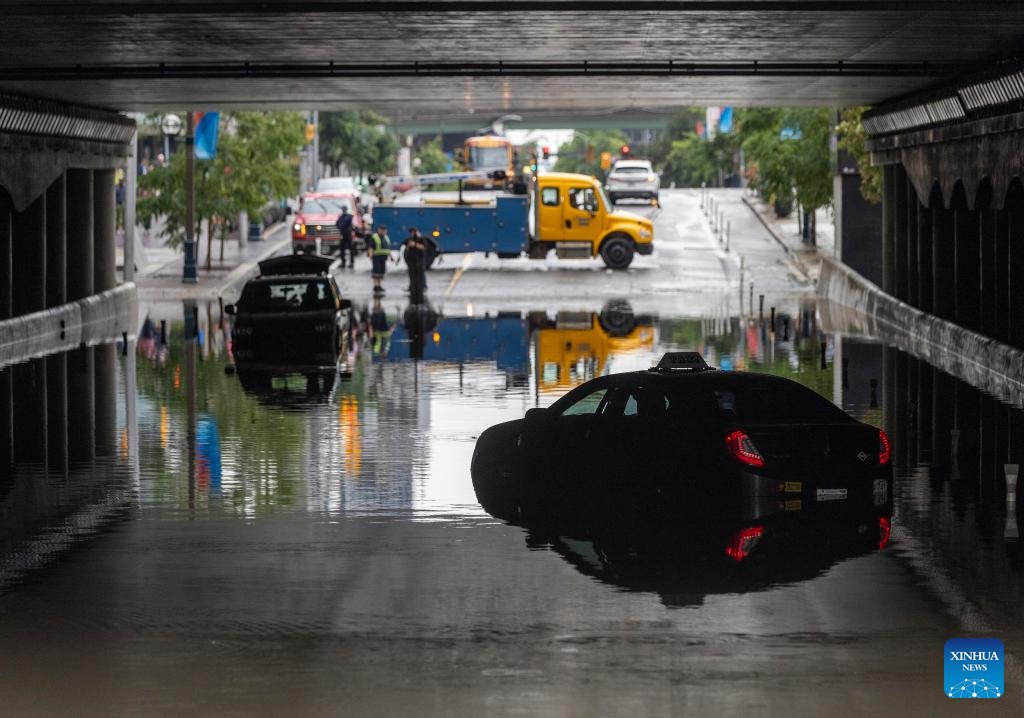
[239,279,336,312]
[613,166,650,173]
[713,383,849,424]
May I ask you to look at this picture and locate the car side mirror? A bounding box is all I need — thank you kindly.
[339,298,352,311]
[525,407,552,427]
[224,304,236,315]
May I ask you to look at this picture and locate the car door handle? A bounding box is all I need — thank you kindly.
[565,219,572,229]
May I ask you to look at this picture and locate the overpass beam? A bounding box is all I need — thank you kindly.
[67,169,94,301]
[93,169,116,294]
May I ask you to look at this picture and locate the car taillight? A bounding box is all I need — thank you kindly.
[725,430,765,468]
[879,429,891,465]
[878,517,891,549]
[725,526,764,561]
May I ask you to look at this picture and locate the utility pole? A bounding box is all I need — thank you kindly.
[182,112,198,283]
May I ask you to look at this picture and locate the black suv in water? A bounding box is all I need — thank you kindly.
[472,352,892,559]
[226,254,352,369]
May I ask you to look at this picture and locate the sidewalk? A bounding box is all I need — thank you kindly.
[134,222,291,300]
[739,192,835,284]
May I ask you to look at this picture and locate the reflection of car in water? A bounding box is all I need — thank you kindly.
[226,254,352,368]
[510,510,887,608]
[235,367,340,409]
[471,352,893,576]
[381,301,653,390]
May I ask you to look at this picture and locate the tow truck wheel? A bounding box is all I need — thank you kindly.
[599,300,637,337]
[600,235,635,270]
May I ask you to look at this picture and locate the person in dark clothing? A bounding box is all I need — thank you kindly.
[402,228,429,301]
[335,206,356,268]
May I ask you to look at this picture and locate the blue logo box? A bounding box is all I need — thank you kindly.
[945,638,1004,698]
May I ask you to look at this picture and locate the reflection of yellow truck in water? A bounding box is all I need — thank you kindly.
[385,301,656,391]
[533,303,656,391]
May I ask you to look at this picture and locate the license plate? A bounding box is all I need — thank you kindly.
[816,488,847,502]
[873,479,888,505]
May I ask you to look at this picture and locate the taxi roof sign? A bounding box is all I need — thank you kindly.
[652,352,713,372]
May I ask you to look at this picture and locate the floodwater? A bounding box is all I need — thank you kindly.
[1,299,1023,716]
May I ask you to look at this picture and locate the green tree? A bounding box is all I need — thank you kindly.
[739,107,833,241]
[661,132,739,187]
[836,106,882,204]
[319,111,399,178]
[138,112,306,266]
[414,136,450,175]
[554,129,629,180]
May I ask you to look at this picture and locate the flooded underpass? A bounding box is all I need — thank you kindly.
[2,297,1023,716]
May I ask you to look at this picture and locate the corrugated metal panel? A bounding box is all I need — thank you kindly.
[0,92,133,144]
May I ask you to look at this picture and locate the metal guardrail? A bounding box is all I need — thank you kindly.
[0,92,134,144]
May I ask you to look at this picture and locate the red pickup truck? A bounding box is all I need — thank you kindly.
[291,192,367,255]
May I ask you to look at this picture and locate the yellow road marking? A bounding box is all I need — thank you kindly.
[444,254,474,297]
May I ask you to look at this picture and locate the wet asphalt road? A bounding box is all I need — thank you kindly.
[2,190,1023,716]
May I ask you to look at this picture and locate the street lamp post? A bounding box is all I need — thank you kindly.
[182,112,198,283]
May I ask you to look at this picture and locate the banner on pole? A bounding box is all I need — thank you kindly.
[195,112,221,160]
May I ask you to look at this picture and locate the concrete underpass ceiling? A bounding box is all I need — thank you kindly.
[2,2,1024,113]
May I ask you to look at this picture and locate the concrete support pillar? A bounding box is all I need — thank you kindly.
[917,364,933,465]
[46,173,67,309]
[66,169,94,301]
[893,167,908,302]
[979,395,998,495]
[933,369,955,473]
[906,176,919,308]
[93,169,116,293]
[1009,199,1024,349]
[882,165,896,295]
[905,355,919,464]
[994,210,1010,343]
[933,205,956,321]
[12,193,46,316]
[0,366,11,473]
[883,346,896,440]
[917,201,934,314]
[12,359,46,465]
[0,201,11,320]
[954,207,981,332]
[894,350,909,469]
[68,345,95,464]
[94,343,117,457]
[980,208,998,338]
[46,353,68,475]
[955,380,980,479]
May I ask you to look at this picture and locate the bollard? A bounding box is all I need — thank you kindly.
[820,341,827,369]
[160,319,167,346]
[218,296,224,329]
[782,316,790,341]
[122,331,128,356]
[758,294,764,320]
[725,221,730,252]
[719,211,725,236]
[1005,464,1019,540]
[749,284,754,315]
[193,306,200,341]
[770,306,776,334]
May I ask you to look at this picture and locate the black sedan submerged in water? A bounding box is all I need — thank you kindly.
[472,352,892,562]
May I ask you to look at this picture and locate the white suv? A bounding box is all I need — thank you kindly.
[606,160,660,205]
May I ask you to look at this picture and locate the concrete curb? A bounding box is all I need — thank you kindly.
[0,283,138,368]
[739,195,812,281]
[817,257,1024,406]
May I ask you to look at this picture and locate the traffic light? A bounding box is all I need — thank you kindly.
[541,146,550,160]
[621,144,631,156]
[586,145,596,163]
[600,151,612,170]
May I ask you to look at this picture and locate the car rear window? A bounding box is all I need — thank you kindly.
[713,383,849,424]
[614,166,650,174]
[239,280,336,312]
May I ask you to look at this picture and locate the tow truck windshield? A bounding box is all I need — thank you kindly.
[469,145,509,170]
